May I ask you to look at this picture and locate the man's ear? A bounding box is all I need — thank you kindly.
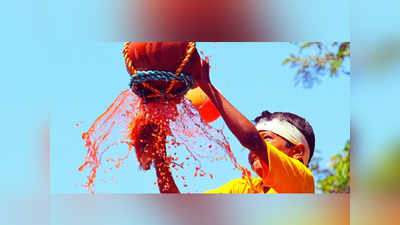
[292,144,305,161]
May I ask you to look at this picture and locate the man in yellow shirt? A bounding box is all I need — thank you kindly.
[204,111,315,193]
[153,58,315,193]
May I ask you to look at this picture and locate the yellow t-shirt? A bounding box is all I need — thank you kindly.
[203,177,278,193]
[204,141,315,193]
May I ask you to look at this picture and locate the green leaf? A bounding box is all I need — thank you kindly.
[300,43,312,50]
[316,141,350,193]
[282,58,291,65]
[330,59,343,76]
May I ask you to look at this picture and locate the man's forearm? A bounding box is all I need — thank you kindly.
[199,82,268,163]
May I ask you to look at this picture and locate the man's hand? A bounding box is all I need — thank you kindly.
[195,57,211,88]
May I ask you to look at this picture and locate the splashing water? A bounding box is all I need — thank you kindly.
[79,89,252,193]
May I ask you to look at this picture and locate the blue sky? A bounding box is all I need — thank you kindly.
[48,42,350,193]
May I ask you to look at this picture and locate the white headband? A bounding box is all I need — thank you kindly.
[255,118,310,165]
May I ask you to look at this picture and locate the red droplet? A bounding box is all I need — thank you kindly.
[78,161,88,171]
[194,167,200,177]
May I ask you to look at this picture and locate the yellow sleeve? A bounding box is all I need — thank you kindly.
[203,178,250,194]
[261,142,315,193]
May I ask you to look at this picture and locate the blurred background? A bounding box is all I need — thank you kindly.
[350,1,400,224]
[5,0,400,224]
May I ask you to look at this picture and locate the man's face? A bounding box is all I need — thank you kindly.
[248,130,298,177]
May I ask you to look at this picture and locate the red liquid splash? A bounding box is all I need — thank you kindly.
[79,89,249,193]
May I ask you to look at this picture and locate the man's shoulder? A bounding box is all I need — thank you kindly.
[203,176,263,194]
[227,177,264,192]
[229,177,263,185]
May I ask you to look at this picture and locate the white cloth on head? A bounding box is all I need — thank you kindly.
[255,118,310,165]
